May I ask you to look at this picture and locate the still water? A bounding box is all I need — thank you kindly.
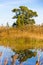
[0,46,43,65]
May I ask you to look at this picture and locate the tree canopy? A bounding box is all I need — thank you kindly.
[12,6,38,27]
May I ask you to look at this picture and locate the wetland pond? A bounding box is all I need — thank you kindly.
[0,46,43,65]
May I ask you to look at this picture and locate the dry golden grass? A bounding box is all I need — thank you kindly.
[0,25,43,51]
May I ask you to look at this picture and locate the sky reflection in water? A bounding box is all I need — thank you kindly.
[0,46,43,65]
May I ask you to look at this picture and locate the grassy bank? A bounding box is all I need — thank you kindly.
[0,25,43,51]
[0,37,43,50]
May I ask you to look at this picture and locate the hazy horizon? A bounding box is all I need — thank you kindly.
[0,0,43,26]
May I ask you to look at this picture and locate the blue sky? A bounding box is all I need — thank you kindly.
[0,0,43,26]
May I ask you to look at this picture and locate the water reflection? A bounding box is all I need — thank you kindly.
[22,49,43,65]
[0,46,15,57]
[22,56,37,65]
[0,46,15,65]
[0,46,43,65]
